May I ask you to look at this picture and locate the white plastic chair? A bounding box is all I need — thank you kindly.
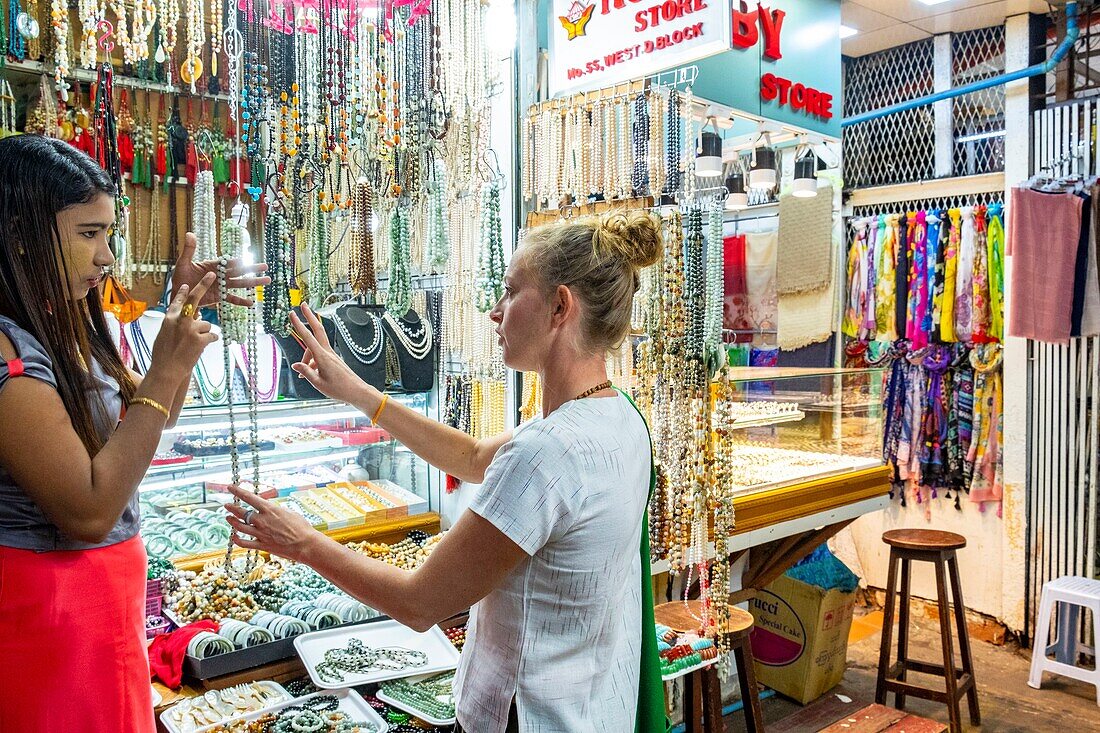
[1028,575,1100,705]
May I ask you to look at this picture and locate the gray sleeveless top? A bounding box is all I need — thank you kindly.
[0,315,140,551]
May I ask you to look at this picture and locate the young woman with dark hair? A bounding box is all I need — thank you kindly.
[0,135,268,731]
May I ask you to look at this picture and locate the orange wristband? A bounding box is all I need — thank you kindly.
[371,394,389,426]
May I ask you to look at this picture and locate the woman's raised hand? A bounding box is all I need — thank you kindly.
[150,273,220,381]
[289,303,374,406]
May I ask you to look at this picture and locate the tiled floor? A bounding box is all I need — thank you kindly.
[725,609,1100,732]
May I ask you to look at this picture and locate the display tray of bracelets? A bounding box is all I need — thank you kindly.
[155,619,468,732]
[154,531,445,681]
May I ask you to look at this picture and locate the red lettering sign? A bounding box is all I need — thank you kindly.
[732,3,783,59]
[760,73,833,120]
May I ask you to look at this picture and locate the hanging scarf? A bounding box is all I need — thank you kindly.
[970,206,994,343]
[932,211,949,335]
[906,211,930,348]
[923,210,942,335]
[882,341,910,501]
[895,345,927,498]
[875,215,899,342]
[954,207,976,342]
[968,344,1004,514]
[947,344,974,502]
[940,209,961,342]
[862,216,880,336]
[986,204,1005,342]
[918,345,952,493]
[843,220,869,338]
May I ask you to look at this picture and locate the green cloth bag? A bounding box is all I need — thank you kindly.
[616,388,671,733]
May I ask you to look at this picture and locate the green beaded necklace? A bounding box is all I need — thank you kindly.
[475,179,504,312]
[387,206,412,317]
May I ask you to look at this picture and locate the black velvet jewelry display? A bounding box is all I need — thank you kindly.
[273,309,338,400]
[332,303,388,392]
[380,308,435,393]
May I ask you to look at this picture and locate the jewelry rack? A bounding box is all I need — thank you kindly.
[534,64,700,112]
[3,58,231,101]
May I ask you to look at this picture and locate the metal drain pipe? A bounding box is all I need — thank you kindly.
[842,1,1080,128]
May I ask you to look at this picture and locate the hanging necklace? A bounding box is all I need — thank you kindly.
[426,158,449,272]
[130,0,155,62]
[49,0,70,99]
[349,176,377,294]
[475,178,503,312]
[192,169,217,261]
[387,205,412,317]
[262,210,293,337]
[194,328,229,404]
[237,334,279,402]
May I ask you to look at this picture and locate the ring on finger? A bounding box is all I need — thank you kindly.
[243,509,256,526]
[181,303,196,319]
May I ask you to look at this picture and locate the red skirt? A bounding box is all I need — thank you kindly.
[0,535,154,732]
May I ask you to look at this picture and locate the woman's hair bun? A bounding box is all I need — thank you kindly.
[593,211,663,269]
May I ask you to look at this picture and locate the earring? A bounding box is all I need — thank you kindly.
[17,245,24,255]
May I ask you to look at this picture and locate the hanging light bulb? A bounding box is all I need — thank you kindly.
[749,146,777,190]
[725,171,748,211]
[792,155,819,198]
[695,130,724,178]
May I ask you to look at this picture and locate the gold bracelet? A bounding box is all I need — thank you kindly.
[371,394,389,427]
[130,397,171,421]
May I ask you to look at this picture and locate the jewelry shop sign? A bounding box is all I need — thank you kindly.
[548,0,733,96]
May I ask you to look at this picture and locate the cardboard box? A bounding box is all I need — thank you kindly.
[748,572,856,704]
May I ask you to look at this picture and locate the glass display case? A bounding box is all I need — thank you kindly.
[718,366,886,498]
[139,393,436,564]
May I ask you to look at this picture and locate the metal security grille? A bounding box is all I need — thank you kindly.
[843,39,936,188]
[1050,4,1099,102]
[1026,100,1100,647]
[849,191,1003,221]
[952,26,1006,176]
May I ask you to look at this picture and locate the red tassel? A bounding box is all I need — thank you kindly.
[156,144,167,177]
[118,133,134,171]
[446,474,460,493]
[185,141,198,184]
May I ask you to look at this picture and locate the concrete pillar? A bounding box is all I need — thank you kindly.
[1000,11,1043,634]
[933,33,954,178]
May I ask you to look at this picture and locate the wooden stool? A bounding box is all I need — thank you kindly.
[875,529,980,733]
[654,600,765,733]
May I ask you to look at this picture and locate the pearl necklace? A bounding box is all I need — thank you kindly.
[332,309,385,364]
[192,169,216,262]
[384,311,433,360]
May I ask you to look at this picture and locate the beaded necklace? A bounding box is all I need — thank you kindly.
[309,200,332,307]
[349,177,377,294]
[49,0,70,98]
[219,251,263,578]
[8,0,27,59]
[704,197,725,371]
[474,178,503,312]
[262,210,293,337]
[631,92,650,196]
[193,169,217,261]
[386,205,412,317]
[426,159,449,272]
[666,90,682,195]
[194,332,229,404]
